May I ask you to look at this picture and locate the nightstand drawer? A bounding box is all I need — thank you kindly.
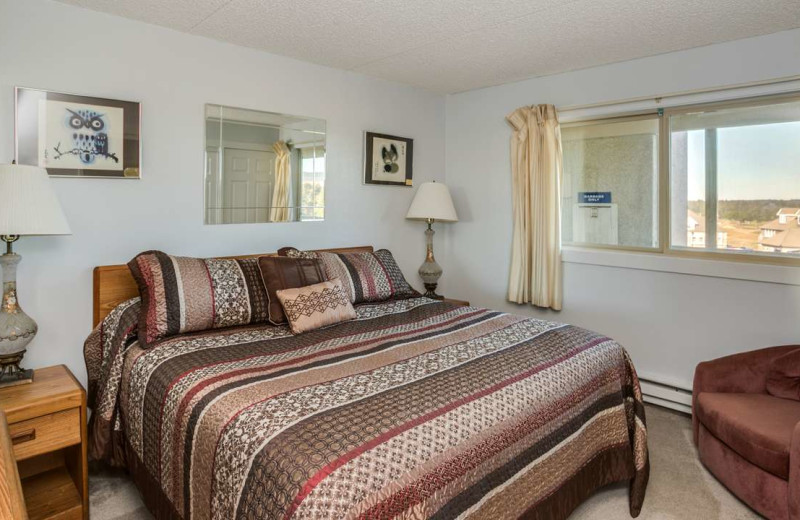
[9,408,81,460]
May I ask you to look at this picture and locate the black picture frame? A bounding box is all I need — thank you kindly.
[15,86,141,178]
[363,131,413,187]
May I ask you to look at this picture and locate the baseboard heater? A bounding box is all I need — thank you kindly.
[638,377,692,415]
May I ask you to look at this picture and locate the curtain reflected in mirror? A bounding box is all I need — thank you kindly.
[205,104,326,224]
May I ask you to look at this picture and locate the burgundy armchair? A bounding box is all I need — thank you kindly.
[693,345,800,519]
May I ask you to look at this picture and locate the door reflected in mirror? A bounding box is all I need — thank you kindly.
[205,104,326,224]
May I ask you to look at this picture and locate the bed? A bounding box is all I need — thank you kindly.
[84,246,648,520]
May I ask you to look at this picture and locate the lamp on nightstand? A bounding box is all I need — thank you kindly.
[406,181,458,299]
[0,163,71,387]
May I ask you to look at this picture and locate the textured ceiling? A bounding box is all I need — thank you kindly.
[56,0,800,93]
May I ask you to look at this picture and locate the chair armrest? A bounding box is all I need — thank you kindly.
[790,421,800,519]
[692,344,800,444]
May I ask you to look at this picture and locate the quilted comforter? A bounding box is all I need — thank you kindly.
[85,297,648,519]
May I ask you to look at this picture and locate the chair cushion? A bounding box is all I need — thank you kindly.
[696,392,800,479]
[766,348,800,401]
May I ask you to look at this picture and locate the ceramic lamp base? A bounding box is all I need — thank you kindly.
[0,250,38,388]
[419,220,445,300]
[0,350,33,388]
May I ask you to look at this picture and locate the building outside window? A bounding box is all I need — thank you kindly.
[758,208,800,253]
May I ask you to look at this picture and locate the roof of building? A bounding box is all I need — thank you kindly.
[761,209,800,232]
[760,221,800,249]
[762,218,791,231]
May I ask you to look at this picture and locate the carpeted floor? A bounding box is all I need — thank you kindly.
[89,405,762,519]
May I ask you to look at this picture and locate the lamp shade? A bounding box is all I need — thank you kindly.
[406,182,458,222]
[0,164,71,236]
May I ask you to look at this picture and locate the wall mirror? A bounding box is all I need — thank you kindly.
[205,104,326,224]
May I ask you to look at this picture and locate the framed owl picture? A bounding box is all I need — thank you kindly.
[15,87,141,178]
[363,131,413,187]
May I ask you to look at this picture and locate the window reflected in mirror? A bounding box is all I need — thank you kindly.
[205,104,326,224]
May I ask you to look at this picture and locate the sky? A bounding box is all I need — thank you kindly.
[685,121,800,200]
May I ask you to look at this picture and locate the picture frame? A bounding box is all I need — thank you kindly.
[15,86,141,178]
[363,131,413,186]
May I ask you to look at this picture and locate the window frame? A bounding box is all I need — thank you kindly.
[561,112,663,253]
[563,91,800,267]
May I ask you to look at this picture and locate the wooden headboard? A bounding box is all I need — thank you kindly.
[92,246,374,327]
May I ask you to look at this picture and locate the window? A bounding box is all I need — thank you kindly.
[564,93,800,264]
[562,116,659,249]
[669,97,800,258]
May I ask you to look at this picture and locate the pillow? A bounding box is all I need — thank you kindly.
[278,248,417,304]
[766,348,800,400]
[128,251,270,347]
[257,256,327,325]
[84,297,140,407]
[276,278,356,334]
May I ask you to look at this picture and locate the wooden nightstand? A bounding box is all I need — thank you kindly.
[0,365,88,520]
[442,298,470,307]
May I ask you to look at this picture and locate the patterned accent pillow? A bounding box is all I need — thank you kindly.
[257,256,328,325]
[128,251,270,347]
[276,278,356,334]
[279,248,417,304]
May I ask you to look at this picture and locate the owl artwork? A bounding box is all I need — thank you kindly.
[53,108,117,165]
[38,99,124,171]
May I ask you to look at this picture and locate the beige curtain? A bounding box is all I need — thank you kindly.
[270,140,291,222]
[506,104,563,310]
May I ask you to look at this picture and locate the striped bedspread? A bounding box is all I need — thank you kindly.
[85,297,648,519]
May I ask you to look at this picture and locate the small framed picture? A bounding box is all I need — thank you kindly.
[15,87,141,178]
[364,132,413,187]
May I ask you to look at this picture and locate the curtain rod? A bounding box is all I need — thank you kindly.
[556,74,800,113]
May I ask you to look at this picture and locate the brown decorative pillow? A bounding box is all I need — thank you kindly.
[278,247,418,304]
[275,278,356,334]
[128,251,270,347]
[766,348,800,400]
[257,256,327,325]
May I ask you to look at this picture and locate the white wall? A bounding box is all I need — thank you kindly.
[445,29,800,389]
[0,0,446,386]
[3,0,797,393]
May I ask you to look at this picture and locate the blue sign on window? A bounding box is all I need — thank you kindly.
[578,192,612,204]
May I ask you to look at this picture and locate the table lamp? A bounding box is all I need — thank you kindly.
[0,163,71,387]
[406,181,458,299]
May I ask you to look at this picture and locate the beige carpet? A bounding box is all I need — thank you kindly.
[570,405,761,520]
[89,405,762,519]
